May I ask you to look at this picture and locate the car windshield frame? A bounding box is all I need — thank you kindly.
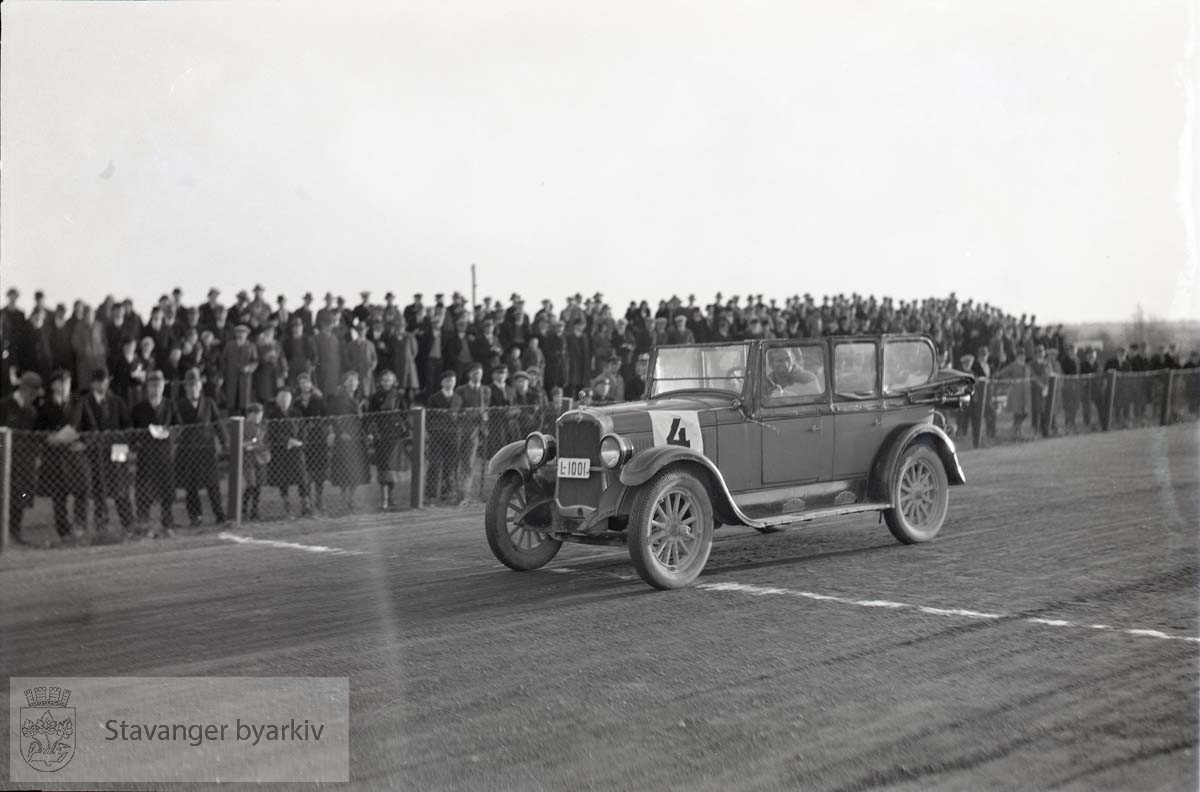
[647,342,751,399]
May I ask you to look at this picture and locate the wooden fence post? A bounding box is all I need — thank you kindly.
[410,407,426,509]
[1160,370,1175,426]
[227,416,244,526]
[1102,370,1118,431]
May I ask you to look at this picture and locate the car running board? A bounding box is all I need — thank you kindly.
[743,502,890,530]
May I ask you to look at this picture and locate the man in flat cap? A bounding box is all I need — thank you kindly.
[76,367,136,540]
[219,323,258,415]
[197,288,223,335]
[353,291,373,328]
[131,369,180,535]
[248,284,271,328]
[175,368,227,526]
[0,372,42,543]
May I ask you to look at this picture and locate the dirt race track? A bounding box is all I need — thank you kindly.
[2,424,1197,791]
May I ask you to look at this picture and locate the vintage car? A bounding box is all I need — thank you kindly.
[485,335,975,589]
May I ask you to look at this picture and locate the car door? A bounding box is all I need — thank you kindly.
[757,340,834,485]
[830,338,883,479]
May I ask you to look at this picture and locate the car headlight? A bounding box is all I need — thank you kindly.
[599,434,633,469]
[524,433,555,467]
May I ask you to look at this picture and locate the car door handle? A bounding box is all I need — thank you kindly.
[809,423,821,432]
[872,417,883,427]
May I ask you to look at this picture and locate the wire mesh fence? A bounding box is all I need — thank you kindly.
[2,370,1198,549]
[423,403,569,505]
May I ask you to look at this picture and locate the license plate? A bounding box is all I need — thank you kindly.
[557,457,591,479]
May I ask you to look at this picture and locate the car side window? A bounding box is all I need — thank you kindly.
[883,340,935,393]
[833,342,878,399]
[761,344,826,407]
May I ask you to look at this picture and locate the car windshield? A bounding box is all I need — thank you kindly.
[649,344,749,397]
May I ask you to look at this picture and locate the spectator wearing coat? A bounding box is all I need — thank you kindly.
[0,372,42,544]
[175,367,227,526]
[314,319,344,397]
[565,319,591,399]
[130,370,180,535]
[36,370,86,539]
[367,369,407,510]
[219,324,258,414]
[425,369,461,503]
[996,351,1031,438]
[345,325,378,398]
[76,367,137,537]
[265,387,310,517]
[241,403,270,521]
[293,371,329,512]
[326,371,370,510]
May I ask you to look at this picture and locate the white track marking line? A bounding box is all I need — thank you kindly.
[694,581,1200,645]
[218,532,364,556]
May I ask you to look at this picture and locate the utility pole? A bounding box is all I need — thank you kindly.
[470,263,477,310]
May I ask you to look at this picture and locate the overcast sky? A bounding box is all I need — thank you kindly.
[2,1,1196,323]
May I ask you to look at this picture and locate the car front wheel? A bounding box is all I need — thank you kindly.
[485,474,562,571]
[884,444,949,544]
[627,469,715,589]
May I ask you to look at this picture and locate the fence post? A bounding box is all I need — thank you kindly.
[1043,375,1059,437]
[227,416,244,526]
[410,407,426,509]
[0,427,10,553]
[1160,370,1175,426]
[971,379,987,449]
[1102,370,1118,431]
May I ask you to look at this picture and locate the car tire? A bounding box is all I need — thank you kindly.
[884,444,949,544]
[485,473,562,571]
[627,469,714,589]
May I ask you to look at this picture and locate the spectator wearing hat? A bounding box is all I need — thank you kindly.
[131,370,181,534]
[265,386,310,518]
[367,369,407,510]
[36,370,86,540]
[352,291,373,327]
[282,317,317,387]
[1079,347,1101,427]
[230,290,253,329]
[454,363,489,495]
[294,370,330,513]
[426,369,460,503]
[0,371,43,543]
[47,303,76,378]
[198,288,223,334]
[327,370,370,510]
[175,368,227,526]
[627,353,650,402]
[315,292,338,332]
[219,324,259,415]
[27,309,56,384]
[314,317,344,397]
[1028,345,1052,437]
[565,319,591,398]
[403,293,424,329]
[248,285,271,328]
[241,402,270,521]
[271,294,292,329]
[71,304,107,393]
[592,376,615,405]
[295,293,316,335]
[345,324,378,398]
[593,356,625,402]
[509,370,542,436]
[76,367,136,538]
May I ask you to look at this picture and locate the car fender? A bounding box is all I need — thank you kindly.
[618,446,744,526]
[487,440,529,478]
[869,423,966,504]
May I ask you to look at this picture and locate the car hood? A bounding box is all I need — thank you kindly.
[572,393,734,434]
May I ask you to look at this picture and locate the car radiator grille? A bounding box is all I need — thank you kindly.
[556,418,603,510]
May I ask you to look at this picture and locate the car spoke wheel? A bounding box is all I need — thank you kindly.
[628,470,714,589]
[884,444,949,544]
[485,474,562,571]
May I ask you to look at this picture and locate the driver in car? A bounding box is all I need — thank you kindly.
[764,347,820,397]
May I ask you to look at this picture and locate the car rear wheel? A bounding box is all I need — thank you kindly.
[627,470,714,589]
[884,444,949,544]
[485,474,562,571]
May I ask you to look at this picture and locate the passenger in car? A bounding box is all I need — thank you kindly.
[764,348,820,398]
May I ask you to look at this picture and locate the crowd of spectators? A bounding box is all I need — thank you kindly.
[1,284,1197,547]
